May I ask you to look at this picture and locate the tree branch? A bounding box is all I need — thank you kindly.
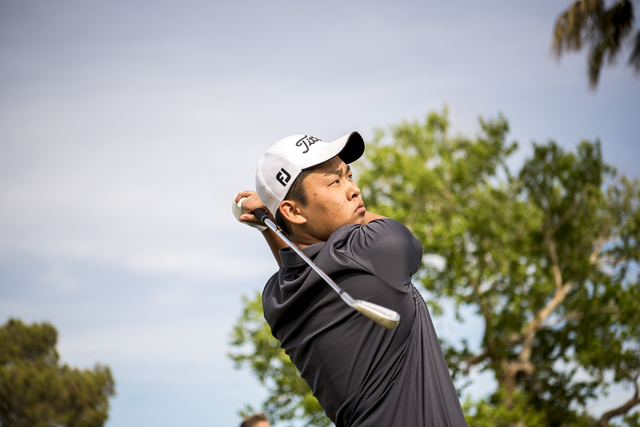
[540,310,582,329]
[508,306,619,346]
[550,193,586,235]
[592,373,640,427]
[518,280,574,365]
[461,350,490,374]
[511,212,577,363]
[589,229,607,265]
[543,228,565,292]
[468,277,498,367]
[511,197,607,369]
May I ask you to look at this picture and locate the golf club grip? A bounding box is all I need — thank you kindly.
[253,208,269,224]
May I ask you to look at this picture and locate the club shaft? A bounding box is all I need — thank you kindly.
[259,213,356,306]
[252,208,400,329]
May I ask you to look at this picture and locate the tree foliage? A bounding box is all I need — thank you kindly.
[228,293,330,426]
[229,108,640,426]
[358,108,640,427]
[0,318,115,427]
[553,0,640,88]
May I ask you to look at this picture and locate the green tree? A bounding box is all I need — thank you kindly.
[0,318,115,427]
[229,108,640,426]
[358,108,640,426]
[228,293,330,427]
[553,0,640,88]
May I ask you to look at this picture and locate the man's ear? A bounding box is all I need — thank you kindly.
[279,200,307,225]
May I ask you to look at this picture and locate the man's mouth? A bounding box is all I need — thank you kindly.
[356,203,366,214]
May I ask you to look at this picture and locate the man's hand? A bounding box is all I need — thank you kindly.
[233,191,285,267]
[233,191,271,230]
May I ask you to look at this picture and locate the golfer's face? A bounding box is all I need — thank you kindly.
[300,156,366,241]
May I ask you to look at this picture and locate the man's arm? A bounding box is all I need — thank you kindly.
[234,191,287,267]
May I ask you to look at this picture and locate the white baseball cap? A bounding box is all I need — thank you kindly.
[256,132,365,216]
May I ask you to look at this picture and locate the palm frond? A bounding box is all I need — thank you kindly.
[629,30,640,72]
[553,0,636,88]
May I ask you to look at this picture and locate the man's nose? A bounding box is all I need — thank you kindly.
[347,181,360,200]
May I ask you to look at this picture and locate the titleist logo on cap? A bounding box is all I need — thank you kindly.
[295,135,321,154]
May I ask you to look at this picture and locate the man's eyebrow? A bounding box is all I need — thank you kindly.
[324,164,350,177]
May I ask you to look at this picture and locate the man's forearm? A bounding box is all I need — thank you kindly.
[262,227,287,267]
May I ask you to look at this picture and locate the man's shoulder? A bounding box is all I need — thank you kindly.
[327,218,423,279]
[330,217,416,248]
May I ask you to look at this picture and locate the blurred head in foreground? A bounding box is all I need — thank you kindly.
[240,413,270,427]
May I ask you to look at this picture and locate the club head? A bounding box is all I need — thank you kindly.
[351,300,400,330]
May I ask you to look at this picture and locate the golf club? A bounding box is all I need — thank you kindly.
[252,207,400,330]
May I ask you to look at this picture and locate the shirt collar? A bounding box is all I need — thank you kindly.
[280,241,325,269]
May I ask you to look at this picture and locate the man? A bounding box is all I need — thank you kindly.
[234,132,467,426]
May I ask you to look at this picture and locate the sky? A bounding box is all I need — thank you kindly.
[1,1,639,426]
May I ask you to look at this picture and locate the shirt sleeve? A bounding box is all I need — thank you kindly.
[337,218,423,288]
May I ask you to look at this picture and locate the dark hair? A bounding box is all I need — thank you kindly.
[240,413,268,427]
[274,167,315,235]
